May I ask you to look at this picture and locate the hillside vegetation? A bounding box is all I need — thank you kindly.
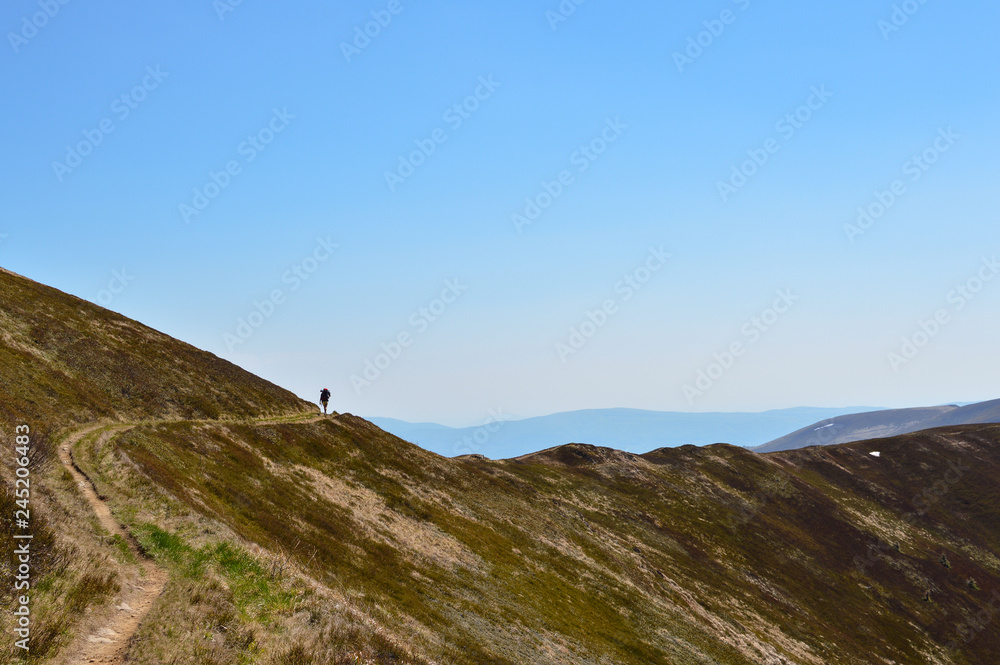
[76,417,1000,664]
[0,267,310,429]
[2,267,999,664]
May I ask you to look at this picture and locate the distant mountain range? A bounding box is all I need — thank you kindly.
[374,399,1000,459]
[368,406,883,459]
[755,398,1000,452]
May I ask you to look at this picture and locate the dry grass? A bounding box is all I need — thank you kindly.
[0,430,135,663]
[80,415,1000,664]
[71,424,429,665]
[9,413,1000,664]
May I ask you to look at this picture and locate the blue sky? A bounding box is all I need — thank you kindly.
[2,0,998,426]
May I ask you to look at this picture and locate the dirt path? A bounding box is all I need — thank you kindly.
[55,412,326,664]
[58,424,168,665]
[252,412,333,426]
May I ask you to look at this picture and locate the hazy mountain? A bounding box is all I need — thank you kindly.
[756,399,1000,453]
[4,267,1000,664]
[922,398,1000,427]
[370,406,884,459]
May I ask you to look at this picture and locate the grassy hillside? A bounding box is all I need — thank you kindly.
[76,416,1000,664]
[0,268,312,662]
[3,266,1000,664]
[0,267,311,428]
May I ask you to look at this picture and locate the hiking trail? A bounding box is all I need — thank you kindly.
[56,411,328,664]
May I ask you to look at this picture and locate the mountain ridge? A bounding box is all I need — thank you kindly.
[3,266,1000,664]
[0,266,311,429]
[756,399,1000,453]
[370,405,886,458]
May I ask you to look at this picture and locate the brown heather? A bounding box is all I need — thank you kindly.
[2,267,999,664]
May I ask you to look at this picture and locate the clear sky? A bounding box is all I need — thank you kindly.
[2,1,998,426]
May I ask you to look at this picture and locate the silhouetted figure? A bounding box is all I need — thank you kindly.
[319,388,331,415]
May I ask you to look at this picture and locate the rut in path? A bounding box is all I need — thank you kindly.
[55,412,328,665]
[57,423,168,665]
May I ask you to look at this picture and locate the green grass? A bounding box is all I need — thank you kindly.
[134,523,295,620]
[136,523,189,565]
[214,543,298,621]
[110,533,137,564]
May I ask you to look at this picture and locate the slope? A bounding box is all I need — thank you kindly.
[0,266,311,429]
[756,400,1000,453]
[0,267,315,663]
[4,267,1000,664]
[923,398,1000,428]
[78,416,1000,664]
[755,405,958,453]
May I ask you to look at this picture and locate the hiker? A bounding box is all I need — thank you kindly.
[319,388,331,415]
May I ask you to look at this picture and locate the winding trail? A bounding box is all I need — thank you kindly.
[56,411,328,664]
[58,423,167,665]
